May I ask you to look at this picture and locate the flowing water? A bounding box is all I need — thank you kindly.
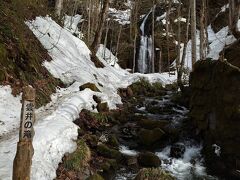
[138,9,153,74]
[115,92,218,180]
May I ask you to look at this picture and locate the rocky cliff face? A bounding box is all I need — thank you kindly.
[190,60,240,178]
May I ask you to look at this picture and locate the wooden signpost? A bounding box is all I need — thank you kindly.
[13,86,35,180]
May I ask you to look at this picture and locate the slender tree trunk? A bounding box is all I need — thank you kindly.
[88,0,92,45]
[229,0,240,39]
[91,0,110,54]
[200,0,207,60]
[178,7,190,91]
[205,0,210,53]
[152,3,156,73]
[55,0,63,17]
[133,33,137,73]
[131,0,140,73]
[176,3,181,72]
[159,49,162,73]
[103,20,110,59]
[166,1,172,74]
[114,25,123,66]
[191,0,197,68]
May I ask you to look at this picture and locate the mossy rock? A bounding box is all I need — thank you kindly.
[64,140,91,171]
[107,159,118,170]
[108,134,119,148]
[97,102,109,112]
[138,128,165,146]
[86,173,104,180]
[130,78,164,96]
[97,144,122,160]
[138,119,169,130]
[0,69,5,82]
[80,83,100,92]
[138,152,161,168]
[101,159,118,172]
[135,168,175,180]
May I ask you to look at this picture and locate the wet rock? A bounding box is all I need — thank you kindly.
[138,152,161,168]
[138,128,165,146]
[126,155,138,167]
[118,87,134,97]
[93,95,101,103]
[170,143,186,159]
[97,102,109,112]
[80,82,100,92]
[86,173,104,180]
[134,168,175,180]
[146,104,174,115]
[107,134,119,148]
[127,87,134,97]
[190,60,240,176]
[138,119,169,130]
[97,144,122,160]
[120,123,137,139]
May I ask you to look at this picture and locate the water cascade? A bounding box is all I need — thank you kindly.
[138,9,154,74]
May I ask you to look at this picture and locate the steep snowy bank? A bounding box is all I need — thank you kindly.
[0,16,177,180]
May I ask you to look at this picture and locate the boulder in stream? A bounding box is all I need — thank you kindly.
[138,128,165,146]
[170,143,186,159]
[138,152,161,168]
[134,168,175,180]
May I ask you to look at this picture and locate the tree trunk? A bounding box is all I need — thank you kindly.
[191,0,197,68]
[55,0,63,17]
[91,0,110,54]
[133,33,137,73]
[152,3,156,73]
[87,0,92,45]
[114,25,123,66]
[103,20,110,59]
[166,1,172,74]
[229,0,240,39]
[176,3,181,72]
[178,7,190,91]
[200,0,207,60]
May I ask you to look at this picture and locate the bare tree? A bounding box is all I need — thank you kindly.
[166,0,172,74]
[200,0,208,60]
[55,0,63,17]
[229,0,240,39]
[91,0,110,54]
[177,6,190,91]
[114,25,123,65]
[131,0,140,72]
[176,2,181,72]
[152,2,156,73]
[190,0,197,68]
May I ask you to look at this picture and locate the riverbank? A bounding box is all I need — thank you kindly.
[55,79,217,180]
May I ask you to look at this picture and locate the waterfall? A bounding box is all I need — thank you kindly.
[138,9,153,74]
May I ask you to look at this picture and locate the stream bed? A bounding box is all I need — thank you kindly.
[115,91,217,180]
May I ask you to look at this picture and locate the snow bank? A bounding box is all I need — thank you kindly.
[64,14,84,39]
[109,8,131,25]
[0,16,177,180]
[183,26,236,70]
[0,86,21,137]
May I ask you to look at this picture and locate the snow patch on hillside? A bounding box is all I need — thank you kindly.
[0,16,178,180]
[109,8,131,25]
[0,86,21,137]
[184,26,236,70]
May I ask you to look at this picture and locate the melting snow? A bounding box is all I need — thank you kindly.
[0,16,178,180]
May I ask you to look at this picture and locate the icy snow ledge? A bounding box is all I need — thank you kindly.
[0,86,21,137]
[31,87,96,180]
